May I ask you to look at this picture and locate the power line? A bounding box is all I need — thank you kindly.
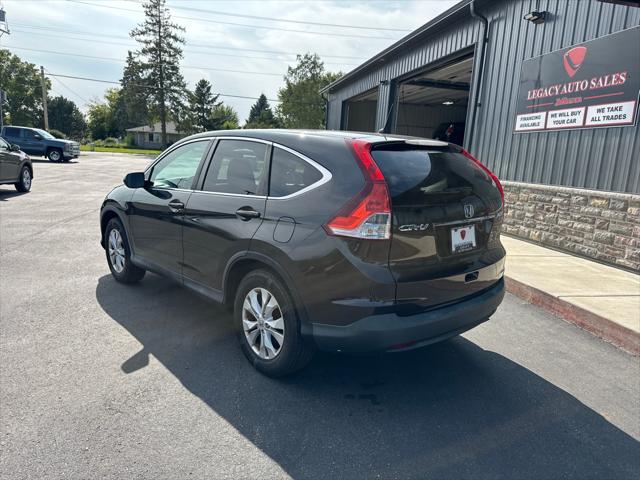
[10,24,365,61]
[5,45,357,73]
[48,73,90,104]
[127,0,412,32]
[5,40,358,67]
[45,72,286,103]
[66,0,398,40]
[7,44,292,65]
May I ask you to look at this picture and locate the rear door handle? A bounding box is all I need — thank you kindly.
[168,199,185,213]
[236,207,261,220]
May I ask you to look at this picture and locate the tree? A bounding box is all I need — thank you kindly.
[0,50,48,127]
[47,96,87,139]
[87,89,120,140]
[131,0,186,147]
[116,51,149,131]
[276,53,342,129]
[210,104,239,130]
[245,94,280,128]
[188,78,220,132]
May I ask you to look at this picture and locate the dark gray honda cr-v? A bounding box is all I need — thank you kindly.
[100,130,505,376]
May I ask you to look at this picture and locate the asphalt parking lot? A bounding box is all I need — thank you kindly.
[1,153,639,479]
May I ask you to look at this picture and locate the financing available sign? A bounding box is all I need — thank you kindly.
[514,27,639,133]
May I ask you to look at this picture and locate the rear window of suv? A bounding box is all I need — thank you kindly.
[2,127,20,137]
[370,143,500,207]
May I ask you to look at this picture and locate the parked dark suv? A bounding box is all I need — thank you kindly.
[0,126,80,162]
[100,130,505,376]
[0,136,32,192]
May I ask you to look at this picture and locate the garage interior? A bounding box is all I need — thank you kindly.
[394,54,473,144]
[341,87,378,132]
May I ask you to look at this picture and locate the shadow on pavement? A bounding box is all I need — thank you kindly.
[96,274,640,479]
[30,159,79,164]
[0,189,28,200]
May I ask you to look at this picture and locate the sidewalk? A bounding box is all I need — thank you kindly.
[502,235,640,355]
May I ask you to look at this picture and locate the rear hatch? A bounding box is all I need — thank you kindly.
[370,142,505,309]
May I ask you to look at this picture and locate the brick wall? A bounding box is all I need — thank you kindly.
[502,181,640,272]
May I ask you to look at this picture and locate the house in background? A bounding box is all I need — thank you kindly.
[125,121,186,148]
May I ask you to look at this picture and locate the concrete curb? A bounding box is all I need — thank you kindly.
[505,276,640,356]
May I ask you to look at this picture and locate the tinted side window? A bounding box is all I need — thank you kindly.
[3,127,20,137]
[23,129,38,139]
[202,140,267,195]
[269,147,322,197]
[150,140,209,189]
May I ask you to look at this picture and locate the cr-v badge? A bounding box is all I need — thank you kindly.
[399,223,429,232]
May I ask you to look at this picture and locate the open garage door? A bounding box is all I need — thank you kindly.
[395,55,473,145]
[342,87,378,132]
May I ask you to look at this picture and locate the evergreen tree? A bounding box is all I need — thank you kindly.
[245,94,280,128]
[117,51,149,130]
[188,78,220,132]
[131,0,186,147]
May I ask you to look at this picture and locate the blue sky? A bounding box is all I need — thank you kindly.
[1,0,458,123]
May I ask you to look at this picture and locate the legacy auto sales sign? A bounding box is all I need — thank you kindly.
[515,27,639,133]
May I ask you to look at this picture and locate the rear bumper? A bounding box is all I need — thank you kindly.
[311,278,505,353]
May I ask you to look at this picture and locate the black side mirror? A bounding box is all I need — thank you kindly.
[33,134,42,140]
[10,144,20,152]
[123,172,147,189]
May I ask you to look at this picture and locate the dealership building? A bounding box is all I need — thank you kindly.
[322,0,640,271]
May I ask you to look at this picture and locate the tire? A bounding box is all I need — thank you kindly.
[47,148,63,162]
[234,269,315,377]
[104,218,145,284]
[14,166,32,192]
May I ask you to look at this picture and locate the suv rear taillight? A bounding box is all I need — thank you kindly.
[460,149,504,205]
[323,139,391,240]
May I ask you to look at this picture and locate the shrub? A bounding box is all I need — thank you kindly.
[103,137,118,146]
[124,133,136,147]
[48,129,67,139]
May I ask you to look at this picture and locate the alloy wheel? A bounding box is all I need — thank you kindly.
[22,169,31,190]
[242,288,285,359]
[108,228,126,273]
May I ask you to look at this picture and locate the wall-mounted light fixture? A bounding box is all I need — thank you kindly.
[442,101,455,106]
[524,10,547,24]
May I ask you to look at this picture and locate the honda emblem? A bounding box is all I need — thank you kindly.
[464,204,474,219]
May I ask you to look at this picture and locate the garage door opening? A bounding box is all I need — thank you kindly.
[342,87,378,132]
[395,55,473,145]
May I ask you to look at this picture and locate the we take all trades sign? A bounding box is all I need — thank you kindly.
[514,26,639,133]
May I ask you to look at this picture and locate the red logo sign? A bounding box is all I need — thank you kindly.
[563,46,587,78]
[460,230,466,240]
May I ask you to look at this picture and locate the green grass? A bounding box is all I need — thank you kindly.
[80,145,162,155]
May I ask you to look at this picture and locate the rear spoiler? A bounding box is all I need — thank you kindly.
[404,139,449,147]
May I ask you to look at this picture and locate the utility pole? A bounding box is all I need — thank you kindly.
[0,90,5,129]
[40,66,49,130]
